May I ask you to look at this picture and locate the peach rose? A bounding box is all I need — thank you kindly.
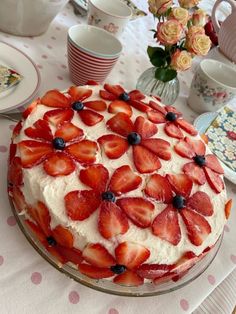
[192,9,207,27]
[187,33,211,55]
[171,49,192,71]
[148,0,173,15]
[178,0,200,9]
[187,25,205,38]
[157,20,183,45]
[168,7,190,27]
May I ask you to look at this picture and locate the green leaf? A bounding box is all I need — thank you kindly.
[147,46,165,59]
[155,68,177,83]
[150,29,156,32]
[165,7,172,17]
[150,49,166,67]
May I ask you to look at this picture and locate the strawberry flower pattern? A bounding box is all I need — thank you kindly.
[78,242,150,286]
[25,201,83,265]
[20,118,98,176]
[175,137,224,193]
[64,164,142,238]
[146,99,198,139]
[98,113,171,174]
[41,86,107,126]
[144,173,213,246]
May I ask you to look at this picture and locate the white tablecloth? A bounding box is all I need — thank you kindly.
[0,1,235,313]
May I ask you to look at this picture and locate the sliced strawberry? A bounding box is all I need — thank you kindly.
[79,164,109,192]
[108,100,132,117]
[136,263,174,279]
[56,246,83,265]
[33,201,51,236]
[106,112,134,137]
[186,191,213,216]
[98,134,129,159]
[180,208,211,246]
[165,122,184,139]
[117,197,154,228]
[113,270,143,286]
[86,80,99,85]
[205,154,224,174]
[153,272,176,285]
[55,122,84,142]
[129,100,151,112]
[165,105,182,116]
[51,225,74,248]
[144,174,173,203]
[185,137,206,156]
[204,167,224,193]
[22,98,40,119]
[47,246,67,264]
[109,165,142,195]
[225,199,232,219]
[174,251,198,274]
[201,133,209,144]
[78,263,113,279]
[183,162,206,185]
[12,186,28,213]
[99,89,117,101]
[128,90,145,101]
[79,109,104,126]
[115,242,150,269]
[148,100,166,114]
[43,152,76,176]
[8,156,23,186]
[25,219,47,245]
[152,205,181,245]
[84,100,107,111]
[18,140,53,168]
[82,243,115,267]
[67,86,92,102]
[9,143,16,163]
[176,119,198,136]
[133,145,161,174]
[134,116,157,139]
[174,140,195,159]
[167,173,193,198]
[12,120,23,139]
[147,110,166,123]
[66,140,98,165]
[41,90,71,108]
[25,119,53,141]
[43,109,73,127]
[141,138,171,160]
[104,83,124,97]
[65,190,100,221]
[98,201,129,239]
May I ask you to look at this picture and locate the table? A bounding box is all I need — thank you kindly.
[0,1,235,313]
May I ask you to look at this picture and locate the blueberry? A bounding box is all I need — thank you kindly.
[165,112,177,121]
[173,195,185,209]
[119,92,130,101]
[127,132,141,145]
[46,236,57,246]
[72,101,84,111]
[193,155,206,166]
[52,137,66,150]
[101,191,116,202]
[110,264,126,274]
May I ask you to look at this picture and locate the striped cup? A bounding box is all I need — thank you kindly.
[67,24,122,86]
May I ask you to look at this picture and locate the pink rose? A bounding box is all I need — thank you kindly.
[171,49,192,71]
[178,0,200,9]
[192,9,207,27]
[157,19,183,45]
[148,0,173,15]
[186,33,211,55]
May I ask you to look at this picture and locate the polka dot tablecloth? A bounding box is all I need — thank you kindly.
[0,1,236,314]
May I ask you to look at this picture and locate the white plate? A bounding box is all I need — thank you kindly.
[0,41,41,113]
[194,112,236,185]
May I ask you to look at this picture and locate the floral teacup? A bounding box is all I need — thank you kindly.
[87,0,132,37]
[188,59,236,114]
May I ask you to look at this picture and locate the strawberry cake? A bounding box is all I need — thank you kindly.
[8,82,231,287]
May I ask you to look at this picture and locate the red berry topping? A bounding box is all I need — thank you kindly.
[43,152,76,176]
[98,135,129,159]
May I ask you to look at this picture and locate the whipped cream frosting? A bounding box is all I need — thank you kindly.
[14,85,227,265]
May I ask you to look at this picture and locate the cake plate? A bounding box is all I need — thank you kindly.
[9,197,223,297]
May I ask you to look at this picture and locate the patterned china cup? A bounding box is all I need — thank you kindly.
[67,24,122,85]
[87,0,132,37]
[187,59,236,114]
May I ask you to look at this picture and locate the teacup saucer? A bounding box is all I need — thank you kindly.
[194,110,236,184]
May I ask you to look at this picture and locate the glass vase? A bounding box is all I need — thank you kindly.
[136,67,180,105]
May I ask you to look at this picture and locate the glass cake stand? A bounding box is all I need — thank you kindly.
[10,197,223,297]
